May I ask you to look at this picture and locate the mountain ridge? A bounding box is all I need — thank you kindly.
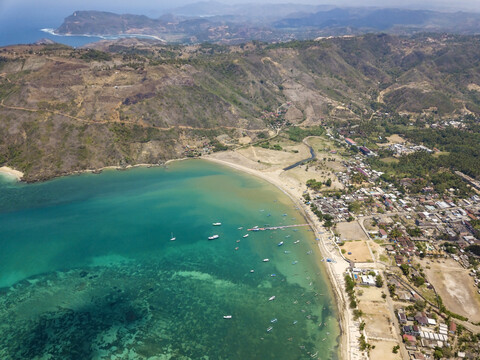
[53,7,480,44]
[1,34,480,181]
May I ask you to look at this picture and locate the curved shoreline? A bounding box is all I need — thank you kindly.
[202,156,350,360]
[1,156,350,358]
[0,166,24,181]
[40,28,166,42]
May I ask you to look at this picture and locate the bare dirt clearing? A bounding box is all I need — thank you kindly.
[235,137,346,191]
[337,221,368,241]
[377,134,406,147]
[359,301,396,339]
[237,145,307,169]
[358,286,384,302]
[341,240,373,263]
[423,258,480,322]
[369,340,402,360]
[281,164,344,190]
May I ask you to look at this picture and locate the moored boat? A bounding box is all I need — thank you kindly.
[170,232,176,241]
[266,326,273,332]
[263,258,270,262]
[223,315,232,319]
[213,222,221,226]
[268,295,276,301]
[208,235,219,240]
[243,234,249,238]
[277,241,284,246]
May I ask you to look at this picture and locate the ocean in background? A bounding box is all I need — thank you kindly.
[0,2,168,47]
[0,160,339,359]
[0,5,97,47]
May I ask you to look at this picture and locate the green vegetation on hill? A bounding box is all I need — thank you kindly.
[287,126,325,142]
[80,49,112,62]
[1,34,480,181]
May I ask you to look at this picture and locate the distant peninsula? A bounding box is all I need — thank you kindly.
[52,7,480,44]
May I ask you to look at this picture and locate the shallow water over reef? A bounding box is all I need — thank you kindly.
[0,160,339,359]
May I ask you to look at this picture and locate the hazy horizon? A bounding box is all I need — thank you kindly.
[0,0,479,47]
[1,0,479,18]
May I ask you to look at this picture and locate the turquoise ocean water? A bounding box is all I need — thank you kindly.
[0,160,339,359]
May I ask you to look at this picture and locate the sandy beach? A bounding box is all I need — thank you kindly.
[204,150,354,360]
[0,149,354,358]
[0,166,24,181]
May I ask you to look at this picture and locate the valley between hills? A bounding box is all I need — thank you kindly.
[1,33,480,181]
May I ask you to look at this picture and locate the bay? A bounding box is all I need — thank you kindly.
[0,160,339,359]
[0,2,166,47]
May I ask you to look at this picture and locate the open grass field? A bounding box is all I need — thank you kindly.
[432,151,450,158]
[380,157,400,164]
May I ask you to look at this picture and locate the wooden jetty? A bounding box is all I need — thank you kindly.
[247,224,310,231]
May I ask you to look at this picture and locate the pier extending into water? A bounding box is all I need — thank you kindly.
[247,224,310,231]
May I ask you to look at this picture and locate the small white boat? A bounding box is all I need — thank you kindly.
[278,241,284,246]
[270,318,278,323]
[208,235,219,240]
[238,227,243,230]
[170,232,176,241]
[263,258,270,262]
[213,222,222,226]
[293,240,300,244]
[268,296,276,301]
[223,315,232,319]
[243,234,249,238]
[250,269,255,273]
[266,326,273,332]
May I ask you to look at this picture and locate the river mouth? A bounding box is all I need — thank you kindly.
[0,160,339,359]
[283,143,315,171]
